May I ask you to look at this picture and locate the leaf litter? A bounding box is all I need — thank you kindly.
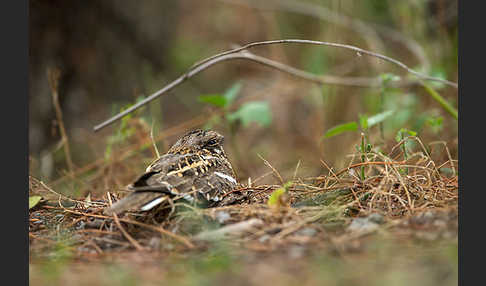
[29,136,457,261]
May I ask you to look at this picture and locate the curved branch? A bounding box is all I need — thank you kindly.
[220,0,430,71]
[192,39,457,88]
[94,39,457,132]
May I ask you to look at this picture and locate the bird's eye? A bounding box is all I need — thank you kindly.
[207,139,217,145]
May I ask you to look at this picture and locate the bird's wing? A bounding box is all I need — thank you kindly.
[104,153,237,214]
[104,192,167,215]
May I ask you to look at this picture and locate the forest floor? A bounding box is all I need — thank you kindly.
[29,139,458,286]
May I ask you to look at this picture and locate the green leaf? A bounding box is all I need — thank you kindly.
[198,83,242,108]
[267,188,286,207]
[227,101,272,127]
[267,182,293,207]
[29,196,42,209]
[367,110,394,127]
[426,116,444,133]
[395,128,417,142]
[198,95,227,107]
[426,116,443,127]
[425,116,444,134]
[359,115,368,131]
[323,122,358,138]
[223,82,242,106]
[407,130,417,136]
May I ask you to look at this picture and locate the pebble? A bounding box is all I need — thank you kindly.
[368,213,385,224]
[423,211,434,220]
[215,211,231,224]
[149,237,161,250]
[347,217,379,233]
[433,220,447,228]
[265,227,282,235]
[259,234,270,243]
[296,227,317,237]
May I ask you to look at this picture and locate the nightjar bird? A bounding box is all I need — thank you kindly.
[104,129,237,215]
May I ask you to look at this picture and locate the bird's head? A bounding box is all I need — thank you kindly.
[168,129,226,155]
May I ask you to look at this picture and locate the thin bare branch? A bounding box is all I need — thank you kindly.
[94,39,457,132]
[192,39,456,87]
[257,154,284,185]
[47,68,75,173]
[221,0,430,71]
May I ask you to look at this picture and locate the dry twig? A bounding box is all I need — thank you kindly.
[94,39,456,131]
[47,67,75,173]
[107,192,145,251]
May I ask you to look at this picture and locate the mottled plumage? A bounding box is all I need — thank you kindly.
[104,129,237,215]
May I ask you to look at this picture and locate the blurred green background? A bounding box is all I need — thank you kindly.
[29,0,457,195]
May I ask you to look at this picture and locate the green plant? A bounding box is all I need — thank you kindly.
[395,128,417,174]
[105,96,147,161]
[29,196,42,209]
[421,81,458,120]
[323,108,403,180]
[199,82,272,171]
[425,116,444,134]
[379,73,401,140]
[268,181,293,208]
[322,110,395,139]
[199,82,272,130]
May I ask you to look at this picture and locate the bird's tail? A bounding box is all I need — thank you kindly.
[104,192,168,215]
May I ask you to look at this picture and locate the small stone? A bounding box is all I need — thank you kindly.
[215,211,231,224]
[433,220,447,228]
[423,211,434,220]
[347,217,379,233]
[297,227,317,237]
[368,213,385,224]
[265,227,282,235]
[259,235,270,243]
[149,237,161,250]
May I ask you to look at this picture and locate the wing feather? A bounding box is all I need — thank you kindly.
[104,152,237,214]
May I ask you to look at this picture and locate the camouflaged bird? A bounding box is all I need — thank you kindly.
[104,129,238,215]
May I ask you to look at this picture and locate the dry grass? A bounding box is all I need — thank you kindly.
[29,135,458,258]
[28,132,458,286]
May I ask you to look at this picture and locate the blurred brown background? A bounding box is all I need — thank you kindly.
[29,0,457,196]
